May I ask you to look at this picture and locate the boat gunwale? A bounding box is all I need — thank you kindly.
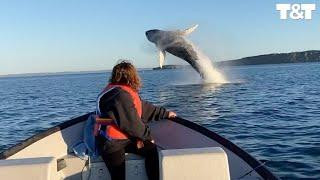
[0,113,278,179]
[0,113,91,159]
[173,117,278,180]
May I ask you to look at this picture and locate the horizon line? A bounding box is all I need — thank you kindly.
[1,49,318,78]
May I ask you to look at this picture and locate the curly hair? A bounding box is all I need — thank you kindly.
[109,60,142,91]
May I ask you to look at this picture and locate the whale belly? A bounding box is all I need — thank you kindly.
[165,44,198,66]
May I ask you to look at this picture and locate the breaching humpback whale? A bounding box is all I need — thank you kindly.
[146,25,205,76]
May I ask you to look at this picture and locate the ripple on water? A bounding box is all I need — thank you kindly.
[1,64,320,179]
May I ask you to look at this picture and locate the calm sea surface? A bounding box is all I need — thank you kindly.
[0,63,319,179]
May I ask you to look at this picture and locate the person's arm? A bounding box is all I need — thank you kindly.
[141,100,171,123]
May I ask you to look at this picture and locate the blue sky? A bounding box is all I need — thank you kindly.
[0,0,319,75]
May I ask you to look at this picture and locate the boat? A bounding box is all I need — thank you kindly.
[0,113,278,180]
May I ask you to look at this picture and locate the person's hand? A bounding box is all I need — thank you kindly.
[151,139,155,144]
[137,140,144,149]
[168,111,177,119]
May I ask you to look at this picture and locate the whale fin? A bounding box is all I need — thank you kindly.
[181,24,198,36]
[159,50,166,68]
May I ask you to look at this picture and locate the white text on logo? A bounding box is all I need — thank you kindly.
[276,4,316,20]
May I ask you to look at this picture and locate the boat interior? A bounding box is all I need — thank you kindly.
[0,113,277,180]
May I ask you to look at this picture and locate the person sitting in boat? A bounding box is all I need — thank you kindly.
[94,60,177,180]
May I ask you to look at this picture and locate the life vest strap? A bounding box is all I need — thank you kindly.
[95,117,114,125]
[94,116,129,139]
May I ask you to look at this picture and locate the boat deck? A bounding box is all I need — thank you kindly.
[0,113,278,180]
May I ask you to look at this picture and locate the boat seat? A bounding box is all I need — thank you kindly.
[159,147,230,180]
[0,157,58,180]
[61,153,148,180]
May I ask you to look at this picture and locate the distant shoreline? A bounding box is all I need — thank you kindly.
[152,65,189,70]
[0,68,154,79]
[0,70,113,78]
[2,50,319,78]
[216,50,320,66]
[153,50,320,69]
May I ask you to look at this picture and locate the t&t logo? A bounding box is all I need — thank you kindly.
[276,3,316,20]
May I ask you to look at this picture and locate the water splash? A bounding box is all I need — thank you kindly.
[187,39,228,84]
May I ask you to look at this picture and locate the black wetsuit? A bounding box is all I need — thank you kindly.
[96,87,169,180]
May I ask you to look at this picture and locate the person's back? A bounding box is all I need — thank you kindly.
[94,60,176,180]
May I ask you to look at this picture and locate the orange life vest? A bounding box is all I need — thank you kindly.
[94,83,142,140]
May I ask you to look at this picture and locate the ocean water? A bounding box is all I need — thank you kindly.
[0,62,319,179]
